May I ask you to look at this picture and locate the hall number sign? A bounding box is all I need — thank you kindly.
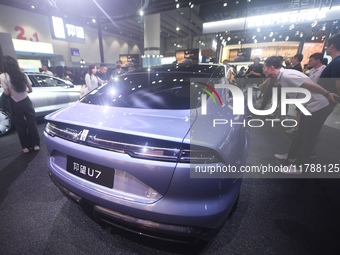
[14,25,39,41]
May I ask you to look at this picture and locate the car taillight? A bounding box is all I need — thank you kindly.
[179,145,222,163]
[45,122,82,142]
[45,122,223,163]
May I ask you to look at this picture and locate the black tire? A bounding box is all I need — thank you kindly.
[0,109,13,136]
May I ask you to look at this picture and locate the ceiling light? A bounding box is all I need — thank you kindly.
[92,18,96,23]
[236,1,239,4]
[176,3,180,8]
[176,27,180,31]
[31,5,35,9]
[223,3,227,7]
[139,10,144,16]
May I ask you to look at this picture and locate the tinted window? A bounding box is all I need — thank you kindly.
[81,66,225,110]
[33,75,68,87]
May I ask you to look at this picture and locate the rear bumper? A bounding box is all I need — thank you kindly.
[50,173,216,244]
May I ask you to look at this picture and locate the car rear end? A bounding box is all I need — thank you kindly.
[44,64,247,243]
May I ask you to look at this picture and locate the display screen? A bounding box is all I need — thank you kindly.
[51,16,85,43]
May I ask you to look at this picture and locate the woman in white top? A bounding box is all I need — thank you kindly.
[85,64,105,92]
[0,55,40,153]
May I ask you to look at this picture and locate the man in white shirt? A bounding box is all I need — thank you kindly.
[41,64,53,76]
[263,56,338,174]
[308,53,327,83]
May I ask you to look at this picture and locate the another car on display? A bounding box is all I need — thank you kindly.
[43,63,249,244]
[0,73,81,136]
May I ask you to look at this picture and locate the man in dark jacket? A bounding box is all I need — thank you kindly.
[290,53,303,72]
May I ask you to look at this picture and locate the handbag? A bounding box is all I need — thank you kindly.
[79,84,89,98]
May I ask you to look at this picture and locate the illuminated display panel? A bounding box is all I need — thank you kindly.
[50,16,85,43]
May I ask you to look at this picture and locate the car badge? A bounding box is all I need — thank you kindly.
[80,129,89,141]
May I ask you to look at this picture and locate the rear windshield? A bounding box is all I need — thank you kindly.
[81,67,225,110]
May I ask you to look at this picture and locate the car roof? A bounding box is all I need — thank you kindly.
[127,63,225,75]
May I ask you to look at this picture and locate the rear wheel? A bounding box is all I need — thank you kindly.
[0,109,13,136]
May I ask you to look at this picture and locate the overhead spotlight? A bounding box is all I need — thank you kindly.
[190,4,194,8]
[176,3,180,8]
[247,0,251,2]
[92,18,96,23]
[223,2,228,7]
[139,10,144,16]
[176,27,180,31]
[236,1,239,4]
[31,5,35,9]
